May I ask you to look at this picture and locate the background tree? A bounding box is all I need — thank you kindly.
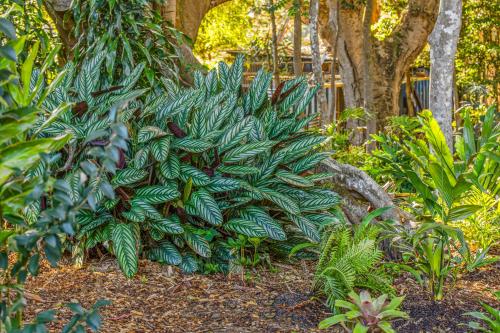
[293,0,303,76]
[268,0,281,87]
[429,0,463,150]
[310,0,328,125]
[456,0,499,105]
[320,0,440,134]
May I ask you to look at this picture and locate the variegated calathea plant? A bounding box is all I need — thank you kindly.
[37,51,340,277]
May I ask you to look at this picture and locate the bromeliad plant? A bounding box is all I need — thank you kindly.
[40,52,340,277]
[318,290,408,333]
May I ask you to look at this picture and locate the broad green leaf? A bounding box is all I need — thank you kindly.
[191,188,223,226]
[112,224,138,278]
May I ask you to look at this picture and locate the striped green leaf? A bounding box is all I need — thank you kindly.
[149,240,182,265]
[180,253,199,273]
[191,188,223,226]
[150,216,184,234]
[138,126,166,143]
[205,177,241,193]
[224,218,267,238]
[159,154,180,179]
[223,141,276,164]
[133,147,150,169]
[173,137,212,153]
[240,207,286,241]
[112,224,138,278]
[151,136,171,162]
[300,190,340,211]
[275,169,314,187]
[288,214,320,242]
[260,187,300,215]
[184,230,211,258]
[131,199,163,220]
[135,185,179,204]
[217,165,260,175]
[179,164,211,186]
[112,168,148,186]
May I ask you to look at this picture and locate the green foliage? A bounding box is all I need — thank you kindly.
[314,209,394,308]
[319,290,408,333]
[42,52,340,276]
[373,107,499,300]
[462,291,500,333]
[372,107,499,225]
[1,16,111,332]
[70,0,181,86]
[456,0,499,103]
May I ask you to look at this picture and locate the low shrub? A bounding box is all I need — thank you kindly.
[314,208,394,308]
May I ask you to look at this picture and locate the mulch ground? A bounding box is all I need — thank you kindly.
[24,258,499,333]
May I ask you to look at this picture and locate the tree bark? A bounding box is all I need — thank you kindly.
[310,0,328,125]
[429,0,462,151]
[362,0,376,139]
[293,0,303,76]
[269,0,281,88]
[320,0,440,133]
[44,0,75,59]
[320,159,413,225]
[405,71,415,117]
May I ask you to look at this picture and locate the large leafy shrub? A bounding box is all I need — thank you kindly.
[39,53,340,277]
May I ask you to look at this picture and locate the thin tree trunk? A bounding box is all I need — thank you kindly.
[310,0,327,125]
[293,0,303,76]
[362,0,376,147]
[429,0,462,151]
[269,0,280,88]
[405,71,415,116]
[329,0,340,126]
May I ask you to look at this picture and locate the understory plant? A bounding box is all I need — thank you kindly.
[1,16,110,332]
[314,208,394,308]
[372,107,499,300]
[319,290,408,333]
[462,291,500,333]
[39,51,340,277]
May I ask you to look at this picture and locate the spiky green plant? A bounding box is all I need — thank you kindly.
[319,290,408,333]
[462,291,500,333]
[314,209,394,308]
[39,51,340,277]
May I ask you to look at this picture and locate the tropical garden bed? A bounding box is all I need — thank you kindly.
[1,1,499,333]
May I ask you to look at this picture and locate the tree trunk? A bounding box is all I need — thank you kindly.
[293,0,303,76]
[328,0,339,126]
[269,0,281,88]
[405,71,415,117]
[310,0,328,125]
[44,0,75,59]
[319,0,439,134]
[429,0,462,151]
[362,0,376,139]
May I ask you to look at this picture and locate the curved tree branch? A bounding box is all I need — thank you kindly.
[320,158,414,225]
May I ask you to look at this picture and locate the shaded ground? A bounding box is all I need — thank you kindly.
[24,259,499,332]
[24,259,330,333]
[395,263,500,333]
